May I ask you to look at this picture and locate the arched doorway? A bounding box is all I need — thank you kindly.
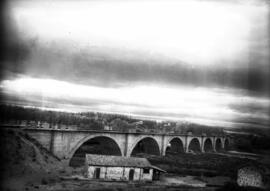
[131,137,160,156]
[166,138,184,155]
[70,136,122,167]
[215,138,222,152]
[224,138,230,151]
[204,138,214,152]
[188,138,201,153]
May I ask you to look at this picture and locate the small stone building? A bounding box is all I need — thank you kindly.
[85,154,165,181]
[237,163,266,188]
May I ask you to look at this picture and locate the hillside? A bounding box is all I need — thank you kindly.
[0,128,64,191]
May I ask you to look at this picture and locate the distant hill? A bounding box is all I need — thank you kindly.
[1,103,269,138]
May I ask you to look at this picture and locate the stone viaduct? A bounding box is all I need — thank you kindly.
[23,128,231,164]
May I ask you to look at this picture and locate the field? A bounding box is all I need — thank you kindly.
[145,152,255,177]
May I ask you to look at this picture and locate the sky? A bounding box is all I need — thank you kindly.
[1,0,270,128]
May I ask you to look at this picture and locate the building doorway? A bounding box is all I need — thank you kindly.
[94,168,100,179]
[153,170,160,180]
[129,169,134,181]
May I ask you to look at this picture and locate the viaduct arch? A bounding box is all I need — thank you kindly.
[215,138,223,152]
[165,137,185,154]
[224,138,230,150]
[188,137,201,152]
[203,138,214,152]
[130,136,160,156]
[69,136,122,166]
[68,134,124,160]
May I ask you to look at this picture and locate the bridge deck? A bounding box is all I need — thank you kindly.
[20,127,228,137]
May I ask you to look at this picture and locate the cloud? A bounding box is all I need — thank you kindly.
[1,77,269,128]
[2,41,269,96]
[0,2,35,80]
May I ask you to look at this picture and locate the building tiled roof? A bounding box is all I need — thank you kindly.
[85,154,152,168]
[151,165,166,173]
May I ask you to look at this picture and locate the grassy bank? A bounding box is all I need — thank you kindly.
[137,152,255,178]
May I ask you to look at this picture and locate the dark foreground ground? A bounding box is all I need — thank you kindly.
[0,128,268,191]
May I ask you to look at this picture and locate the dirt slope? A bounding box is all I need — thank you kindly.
[0,128,64,191]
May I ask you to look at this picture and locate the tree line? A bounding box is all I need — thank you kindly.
[0,104,225,135]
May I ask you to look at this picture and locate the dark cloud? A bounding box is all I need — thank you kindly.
[0,2,34,80]
[2,41,269,96]
[227,97,270,128]
[230,101,269,115]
